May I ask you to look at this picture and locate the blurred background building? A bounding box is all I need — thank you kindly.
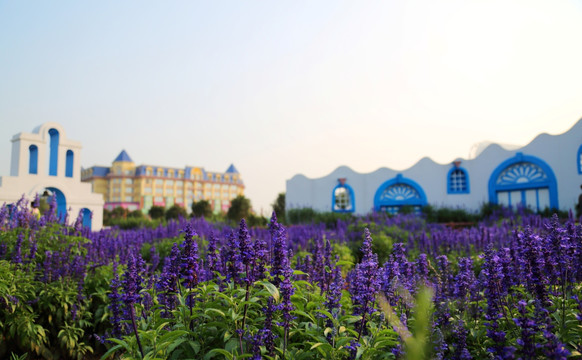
[81,151,244,214]
[287,118,582,215]
[0,123,104,230]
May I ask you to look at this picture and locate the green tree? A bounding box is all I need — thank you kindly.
[165,204,187,220]
[148,205,165,220]
[191,200,212,218]
[128,209,144,219]
[271,192,286,223]
[111,206,129,219]
[227,195,252,222]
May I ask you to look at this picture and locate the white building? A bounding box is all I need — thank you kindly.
[0,123,104,230]
[286,118,582,215]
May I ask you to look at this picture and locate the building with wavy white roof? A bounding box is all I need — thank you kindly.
[286,118,582,215]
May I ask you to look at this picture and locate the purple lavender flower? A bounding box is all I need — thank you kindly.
[512,300,538,359]
[225,231,243,284]
[11,233,24,264]
[157,243,181,313]
[253,230,268,281]
[454,257,477,309]
[180,222,199,289]
[108,262,124,339]
[122,253,145,308]
[205,232,221,281]
[349,229,380,340]
[238,219,255,284]
[452,320,472,360]
[262,296,277,356]
[516,228,549,304]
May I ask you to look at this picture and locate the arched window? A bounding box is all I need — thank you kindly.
[81,208,92,229]
[447,167,470,194]
[65,150,74,178]
[48,128,59,176]
[577,145,582,174]
[332,179,355,213]
[488,152,558,211]
[29,145,38,174]
[374,174,427,214]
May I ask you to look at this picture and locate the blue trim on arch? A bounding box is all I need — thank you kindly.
[374,174,427,211]
[29,145,38,174]
[447,167,470,194]
[488,152,559,209]
[331,182,356,213]
[46,187,67,221]
[81,208,92,229]
[49,128,59,176]
[578,145,582,174]
[65,150,74,178]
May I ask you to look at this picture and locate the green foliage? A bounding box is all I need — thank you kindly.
[226,195,252,223]
[128,209,145,219]
[165,205,187,221]
[247,213,268,227]
[287,208,355,228]
[421,204,478,224]
[191,200,212,219]
[272,192,286,223]
[149,205,166,220]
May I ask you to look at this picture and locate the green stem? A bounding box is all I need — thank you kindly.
[129,305,144,359]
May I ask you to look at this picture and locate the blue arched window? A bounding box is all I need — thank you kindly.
[447,167,470,194]
[332,179,355,213]
[81,208,92,229]
[577,145,582,174]
[29,145,38,174]
[374,174,427,214]
[488,152,558,211]
[65,150,74,178]
[48,128,59,176]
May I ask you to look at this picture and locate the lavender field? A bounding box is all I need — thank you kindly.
[1,197,581,359]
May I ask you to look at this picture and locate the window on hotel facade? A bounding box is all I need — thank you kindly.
[125,178,133,185]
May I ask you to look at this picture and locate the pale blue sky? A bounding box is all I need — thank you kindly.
[1,1,582,214]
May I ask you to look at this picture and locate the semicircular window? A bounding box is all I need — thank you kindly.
[488,153,558,212]
[332,179,355,213]
[374,175,427,214]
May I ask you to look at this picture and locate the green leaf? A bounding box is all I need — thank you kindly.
[293,310,315,323]
[205,308,226,318]
[260,281,280,303]
[293,270,310,277]
[335,260,354,267]
[204,348,234,360]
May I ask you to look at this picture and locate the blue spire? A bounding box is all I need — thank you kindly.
[114,150,133,162]
[226,164,239,173]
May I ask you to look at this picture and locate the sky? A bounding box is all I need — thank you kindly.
[1,0,582,215]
